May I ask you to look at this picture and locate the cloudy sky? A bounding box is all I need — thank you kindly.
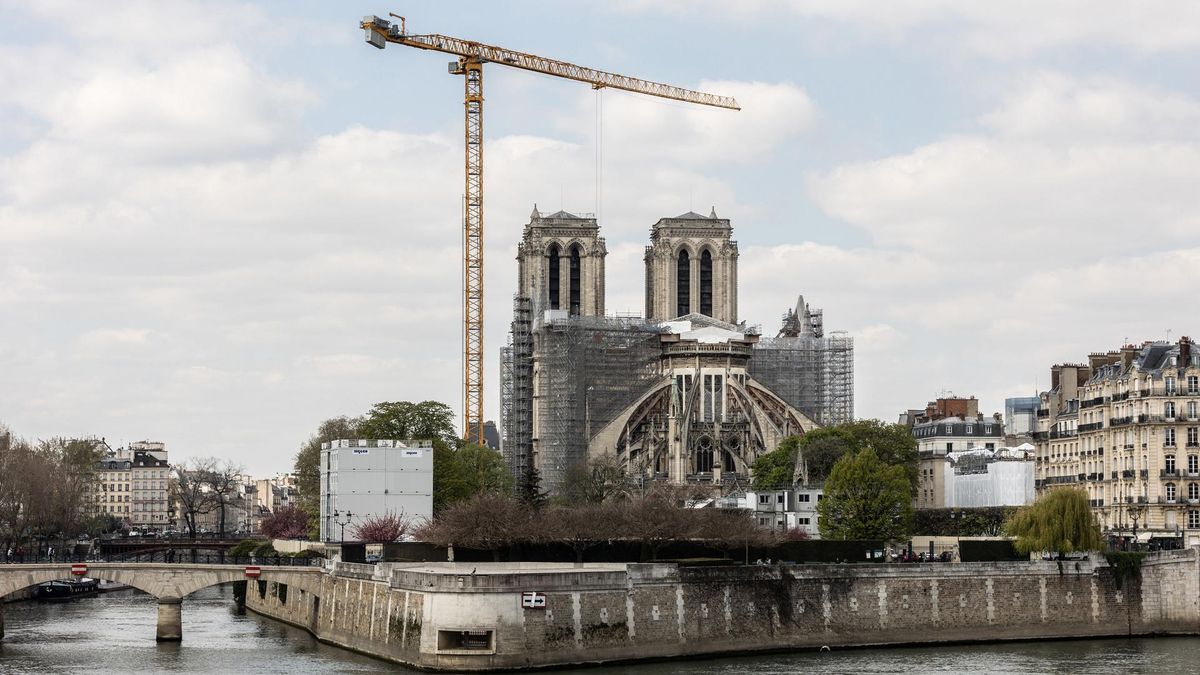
[3,1,1199,475]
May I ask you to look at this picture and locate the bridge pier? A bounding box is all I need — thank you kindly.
[156,596,182,642]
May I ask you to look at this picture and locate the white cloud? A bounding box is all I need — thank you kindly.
[615,1,1200,57]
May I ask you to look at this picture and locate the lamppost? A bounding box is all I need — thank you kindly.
[334,510,354,543]
[1129,505,1143,551]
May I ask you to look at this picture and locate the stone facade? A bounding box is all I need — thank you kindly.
[644,210,737,325]
[516,207,605,318]
[245,552,1200,671]
[1035,339,1200,545]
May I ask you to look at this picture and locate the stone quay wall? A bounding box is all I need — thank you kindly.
[244,550,1200,671]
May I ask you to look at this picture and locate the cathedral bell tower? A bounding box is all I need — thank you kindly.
[644,208,738,324]
[517,205,606,317]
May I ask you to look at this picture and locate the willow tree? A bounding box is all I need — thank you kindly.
[1005,488,1101,558]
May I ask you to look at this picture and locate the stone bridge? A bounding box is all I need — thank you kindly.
[0,562,323,642]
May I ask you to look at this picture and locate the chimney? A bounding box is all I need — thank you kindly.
[1181,337,1193,367]
[1051,365,1063,390]
[1120,344,1138,370]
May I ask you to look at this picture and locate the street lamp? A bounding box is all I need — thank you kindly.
[1129,505,1143,551]
[334,510,354,543]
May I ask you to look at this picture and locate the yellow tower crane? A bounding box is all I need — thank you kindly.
[361,14,740,444]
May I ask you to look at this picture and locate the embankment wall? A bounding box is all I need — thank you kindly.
[245,550,1200,671]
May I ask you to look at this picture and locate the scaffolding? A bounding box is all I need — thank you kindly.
[500,296,533,478]
[749,297,854,427]
[533,314,662,493]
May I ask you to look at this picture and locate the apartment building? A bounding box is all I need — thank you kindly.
[903,396,1004,509]
[1035,338,1200,547]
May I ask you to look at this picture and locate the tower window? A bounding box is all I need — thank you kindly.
[569,245,582,315]
[676,249,690,317]
[699,249,713,316]
[547,243,561,310]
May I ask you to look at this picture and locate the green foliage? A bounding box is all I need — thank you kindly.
[229,539,258,557]
[913,507,1017,536]
[750,436,800,489]
[817,448,913,541]
[751,421,918,492]
[1104,551,1146,590]
[433,442,512,514]
[253,541,278,557]
[799,419,919,488]
[358,401,457,444]
[1005,488,1102,556]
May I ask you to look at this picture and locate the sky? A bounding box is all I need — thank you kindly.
[3,1,1200,475]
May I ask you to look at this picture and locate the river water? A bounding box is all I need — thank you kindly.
[1,585,1197,673]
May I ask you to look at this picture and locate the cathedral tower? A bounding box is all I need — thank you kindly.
[517,206,606,317]
[644,209,738,324]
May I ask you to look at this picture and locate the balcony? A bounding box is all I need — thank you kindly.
[1122,470,1135,479]
[1089,499,1105,507]
[1037,409,1050,418]
[1051,429,1078,439]
[1141,469,1149,479]
[1078,422,1104,432]
[1137,496,1148,504]
[1163,469,1181,478]
[1111,417,1132,427]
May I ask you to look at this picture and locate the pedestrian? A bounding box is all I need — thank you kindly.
[6,546,12,562]
[16,545,25,563]
[47,545,54,561]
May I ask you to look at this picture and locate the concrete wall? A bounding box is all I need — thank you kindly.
[245,551,1200,672]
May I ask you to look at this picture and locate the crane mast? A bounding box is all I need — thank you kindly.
[361,15,739,444]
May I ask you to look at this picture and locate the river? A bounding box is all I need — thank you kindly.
[0,586,1196,673]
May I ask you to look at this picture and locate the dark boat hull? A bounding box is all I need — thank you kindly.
[36,578,100,602]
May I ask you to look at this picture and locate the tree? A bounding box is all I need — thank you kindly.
[204,459,245,537]
[260,505,311,539]
[750,435,801,488]
[559,455,633,504]
[817,448,913,541]
[352,511,413,543]
[294,415,363,538]
[416,493,531,560]
[433,442,512,513]
[358,401,456,444]
[793,420,919,488]
[544,503,618,563]
[517,463,548,509]
[621,492,700,561]
[1005,488,1102,558]
[172,458,216,538]
[697,508,775,563]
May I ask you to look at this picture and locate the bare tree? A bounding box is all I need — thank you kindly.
[172,458,216,538]
[544,503,619,564]
[204,459,245,537]
[559,455,634,505]
[416,493,532,561]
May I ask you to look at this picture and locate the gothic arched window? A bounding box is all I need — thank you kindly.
[700,249,713,316]
[676,249,690,317]
[547,243,561,310]
[569,244,582,315]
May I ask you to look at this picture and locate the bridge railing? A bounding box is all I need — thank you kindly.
[1,552,322,567]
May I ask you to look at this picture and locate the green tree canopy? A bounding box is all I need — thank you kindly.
[799,419,918,488]
[358,400,456,444]
[434,442,512,514]
[750,435,801,488]
[1005,488,1102,557]
[817,447,913,541]
[293,415,363,538]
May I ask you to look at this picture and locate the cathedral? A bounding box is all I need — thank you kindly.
[499,207,853,493]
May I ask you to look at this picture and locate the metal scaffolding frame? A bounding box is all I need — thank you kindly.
[749,333,854,427]
[500,296,534,477]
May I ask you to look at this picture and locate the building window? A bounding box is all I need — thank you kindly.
[1166,401,1177,418]
[1190,401,1199,420]
[1190,428,1199,448]
[984,425,992,434]
[965,425,973,434]
[547,243,561,310]
[1190,375,1199,395]
[1190,482,1199,501]
[1166,428,1177,447]
[1167,377,1177,395]
[699,249,713,317]
[568,244,582,316]
[798,493,811,502]
[1167,455,1177,473]
[1191,455,1200,475]
[676,249,691,317]
[946,442,953,452]
[798,518,810,525]
[943,425,952,434]
[758,494,770,504]
[1167,483,1177,502]
[1190,511,1200,529]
